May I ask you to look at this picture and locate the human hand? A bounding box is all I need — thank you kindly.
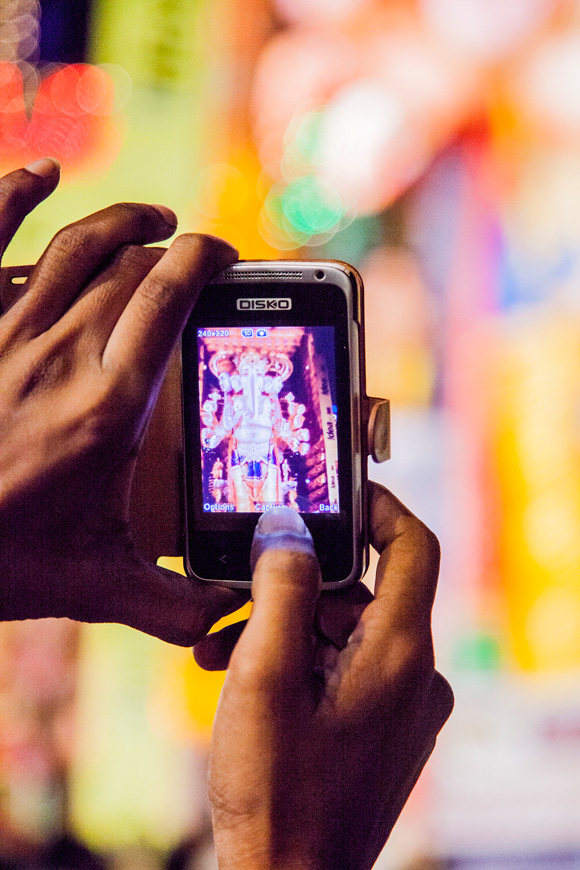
[197,482,453,870]
[0,160,246,643]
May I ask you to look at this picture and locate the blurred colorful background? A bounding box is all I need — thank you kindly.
[1,0,580,867]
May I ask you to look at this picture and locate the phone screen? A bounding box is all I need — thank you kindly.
[196,324,340,515]
[182,261,366,588]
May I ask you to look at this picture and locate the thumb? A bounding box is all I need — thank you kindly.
[232,508,322,684]
[0,160,61,261]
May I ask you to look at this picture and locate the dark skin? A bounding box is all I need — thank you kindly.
[197,487,453,870]
[1,161,453,870]
[0,160,245,643]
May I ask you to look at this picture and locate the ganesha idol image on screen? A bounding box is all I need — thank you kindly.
[197,326,339,514]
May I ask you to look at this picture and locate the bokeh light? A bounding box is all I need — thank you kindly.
[316,78,426,212]
[274,0,372,26]
[0,60,126,175]
[97,63,132,113]
[509,31,580,141]
[420,0,555,59]
[281,174,343,234]
[251,19,487,245]
[251,29,358,168]
[0,0,40,64]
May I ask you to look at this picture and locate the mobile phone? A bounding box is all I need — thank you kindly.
[0,261,387,583]
[181,258,385,590]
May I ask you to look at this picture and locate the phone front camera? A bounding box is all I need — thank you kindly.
[314,270,325,281]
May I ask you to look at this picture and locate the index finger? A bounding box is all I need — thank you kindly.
[314,482,441,718]
[330,481,440,703]
[0,161,61,262]
[368,481,440,635]
[369,483,441,629]
[315,483,439,652]
[103,233,238,387]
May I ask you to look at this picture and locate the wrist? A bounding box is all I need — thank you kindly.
[214,836,318,870]
[212,811,327,870]
[212,812,378,870]
[0,546,53,621]
[0,535,127,625]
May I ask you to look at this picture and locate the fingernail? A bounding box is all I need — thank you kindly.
[250,507,316,572]
[25,157,61,177]
[151,204,178,227]
[258,506,308,535]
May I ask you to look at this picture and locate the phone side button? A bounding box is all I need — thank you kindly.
[368,398,391,463]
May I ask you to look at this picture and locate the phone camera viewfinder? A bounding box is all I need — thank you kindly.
[314,270,325,281]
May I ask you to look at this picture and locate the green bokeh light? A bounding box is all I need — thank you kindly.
[453,632,503,672]
[281,175,344,236]
[284,109,324,168]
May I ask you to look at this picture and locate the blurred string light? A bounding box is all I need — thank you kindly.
[0,0,40,113]
[251,30,357,248]
[0,0,39,64]
[0,3,131,174]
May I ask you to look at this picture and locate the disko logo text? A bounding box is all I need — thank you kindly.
[236,298,292,310]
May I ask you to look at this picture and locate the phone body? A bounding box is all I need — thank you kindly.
[181,259,368,589]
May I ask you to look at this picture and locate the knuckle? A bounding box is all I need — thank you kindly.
[110,201,160,231]
[49,223,97,262]
[431,669,455,725]
[14,331,77,398]
[406,515,441,575]
[228,646,271,687]
[164,233,208,277]
[400,634,435,675]
[45,204,168,267]
[228,646,293,698]
[413,515,441,557]
[108,202,175,241]
[133,271,172,320]
[0,171,25,206]
[208,780,258,826]
[380,633,436,696]
[76,384,117,442]
[77,371,135,438]
[80,392,138,460]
